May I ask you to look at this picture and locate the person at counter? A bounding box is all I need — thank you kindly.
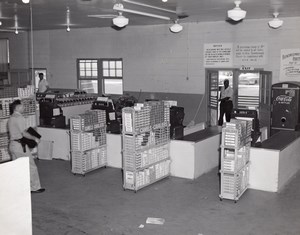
[218,79,234,126]
[38,73,49,93]
[8,100,45,193]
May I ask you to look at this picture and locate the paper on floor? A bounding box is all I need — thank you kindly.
[146,217,165,225]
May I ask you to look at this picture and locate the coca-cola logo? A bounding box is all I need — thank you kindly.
[275,95,292,104]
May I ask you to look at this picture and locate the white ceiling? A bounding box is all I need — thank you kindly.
[0,0,300,31]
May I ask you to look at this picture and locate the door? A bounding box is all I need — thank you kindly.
[259,71,272,136]
[236,70,260,110]
[206,70,219,126]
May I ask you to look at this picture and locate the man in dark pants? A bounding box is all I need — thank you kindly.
[218,79,233,126]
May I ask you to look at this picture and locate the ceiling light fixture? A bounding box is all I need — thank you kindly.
[227,1,246,21]
[15,28,19,34]
[170,20,183,33]
[0,21,2,26]
[268,12,283,29]
[113,3,170,21]
[113,12,129,28]
[66,26,70,32]
[22,0,30,4]
[162,0,168,2]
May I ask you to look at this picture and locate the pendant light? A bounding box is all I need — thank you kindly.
[268,13,283,29]
[227,1,246,21]
[113,12,129,28]
[170,20,183,33]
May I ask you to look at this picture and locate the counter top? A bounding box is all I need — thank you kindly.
[180,126,222,143]
[257,130,300,151]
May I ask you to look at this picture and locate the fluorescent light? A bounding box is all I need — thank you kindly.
[22,0,30,3]
[15,29,19,34]
[0,21,2,26]
[227,1,246,21]
[113,3,170,21]
[66,26,70,32]
[113,13,129,27]
[170,21,183,33]
[268,13,283,29]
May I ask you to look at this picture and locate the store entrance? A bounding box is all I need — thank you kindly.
[206,69,272,133]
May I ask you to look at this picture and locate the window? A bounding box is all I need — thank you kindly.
[78,59,99,94]
[77,58,123,95]
[102,59,123,95]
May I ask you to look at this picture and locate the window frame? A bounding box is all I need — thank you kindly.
[77,58,123,95]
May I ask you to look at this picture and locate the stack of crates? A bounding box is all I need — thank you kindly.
[0,98,16,163]
[70,110,107,175]
[122,101,171,192]
[219,119,252,202]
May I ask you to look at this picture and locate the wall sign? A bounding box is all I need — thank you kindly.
[204,43,233,67]
[234,43,267,65]
[280,49,300,81]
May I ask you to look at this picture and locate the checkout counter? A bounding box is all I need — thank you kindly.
[249,131,300,192]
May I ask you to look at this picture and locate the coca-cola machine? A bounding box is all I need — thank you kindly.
[271,82,300,136]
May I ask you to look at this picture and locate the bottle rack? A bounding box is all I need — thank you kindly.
[122,101,170,192]
[219,119,252,202]
[70,110,107,175]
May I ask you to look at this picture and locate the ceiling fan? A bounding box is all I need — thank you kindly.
[87,0,188,30]
[0,15,25,34]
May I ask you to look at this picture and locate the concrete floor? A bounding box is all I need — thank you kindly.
[32,159,300,235]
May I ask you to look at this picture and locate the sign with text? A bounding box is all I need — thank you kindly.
[204,43,233,67]
[234,43,267,65]
[280,49,300,81]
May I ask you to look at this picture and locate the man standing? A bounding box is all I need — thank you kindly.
[218,79,234,126]
[8,100,45,193]
[38,73,49,93]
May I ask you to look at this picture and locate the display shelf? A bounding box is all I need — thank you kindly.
[71,146,107,175]
[219,120,251,202]
[219,164,250,202]
[70,109,107,175]
[124,159,170,192]
[122,101,171,192]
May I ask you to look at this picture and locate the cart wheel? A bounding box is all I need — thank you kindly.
[104,166,107,168]
[234,200,237,203]
[134,190,137,193]
[220,198,223,201]
[123,188,126,191]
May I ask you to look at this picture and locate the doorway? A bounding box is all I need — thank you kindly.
[206,69,272,133]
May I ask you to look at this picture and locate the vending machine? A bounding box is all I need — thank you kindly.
[271,82,300,136]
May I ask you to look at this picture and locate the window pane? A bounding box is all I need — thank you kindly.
[116,61,122,69]
[109,61,115,69]
[92,62,97,70]
[110,69,116,77]
[86,63,91,69]
[103,61,109,69]
[79,63,85,69]
[116,69,122,77]
[103,69,109,77]
[79,80,98,94]
[86,70,92,77]
[92,70,98,77]
[104,79,123,95]
[80,70,85,77]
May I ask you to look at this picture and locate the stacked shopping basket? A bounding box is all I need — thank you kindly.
[219,119,252,202]
[70,110,107,175]
[122,101,170,192]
